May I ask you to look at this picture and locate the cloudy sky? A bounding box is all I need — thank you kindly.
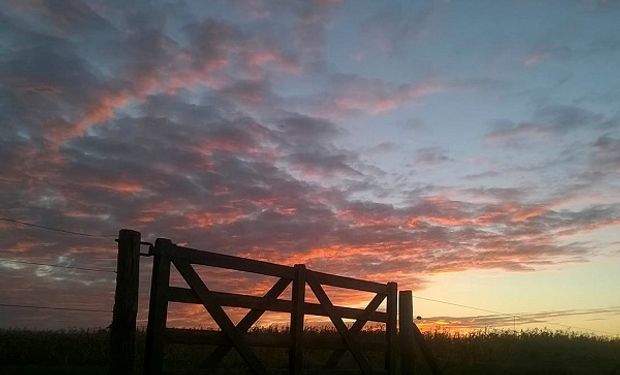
[1,0,619,334]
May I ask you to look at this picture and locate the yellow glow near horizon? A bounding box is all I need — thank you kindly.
[413,256,620,336]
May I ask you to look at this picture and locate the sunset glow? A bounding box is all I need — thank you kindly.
[0,0,619,337]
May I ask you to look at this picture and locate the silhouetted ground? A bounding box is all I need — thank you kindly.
[0,328,618,374]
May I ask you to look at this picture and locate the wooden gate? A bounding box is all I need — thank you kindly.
[143,237,398,374]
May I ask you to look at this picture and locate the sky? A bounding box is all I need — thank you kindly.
[0,0,619,336]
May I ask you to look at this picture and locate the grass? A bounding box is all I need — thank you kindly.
[423,329,620,374]
[0,327,618,374]
[0,329,109,375]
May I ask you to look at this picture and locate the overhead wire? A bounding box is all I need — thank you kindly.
[0,259,116,273]
[534,320,615,336]
[414,294,617,336]
[0,217,118,273]
[0,302,111,313]
[0,217,116,238]
[415,295,506,315]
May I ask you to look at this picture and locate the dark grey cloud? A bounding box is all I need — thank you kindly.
[286,149,362,177]
[536,105,606,130]
[464,170,501,180]
[591,135,620,170]
[462,187,525,201]
[363,142,399,155]
[414,147,453,166]
[275,113,341,142]
[486,104,617,144]
[357,2,435,56]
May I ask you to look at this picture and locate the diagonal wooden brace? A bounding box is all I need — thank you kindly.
[203,277,291,368]
[323,291,386,368]
[172,259,270,375]
[412,321,442,375]
[306,271,374,375]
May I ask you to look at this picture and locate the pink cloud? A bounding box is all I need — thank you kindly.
[41,22,302,146]
[319,79,448,117]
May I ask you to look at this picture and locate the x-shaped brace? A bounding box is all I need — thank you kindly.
[173,259,286,375]
[306,271,378,375]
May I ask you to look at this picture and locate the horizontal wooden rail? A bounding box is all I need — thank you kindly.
[309,270,387,294]
[168,287,388,322]
[155,244,295,279]
[165,328,387,351]
[154,243,388,293]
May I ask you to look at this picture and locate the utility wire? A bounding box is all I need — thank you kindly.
[0,302,111,313]
[0,259,116,274]
[416,295,506,315]
[415,295,617,336]
[537,320,614,336]
[0,217,116,239]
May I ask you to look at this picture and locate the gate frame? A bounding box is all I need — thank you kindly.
[109,229,441,375]
[144,237,398,375]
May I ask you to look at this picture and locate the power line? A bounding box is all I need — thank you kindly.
[536,320,615,337]
[0,302,111,313]
[415,295,617,337]
[0,259,116,274]
[415,295,506,315]
[0,217,116,239]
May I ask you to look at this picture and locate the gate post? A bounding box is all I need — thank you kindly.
[399,290,415,375]
[386,282,398,374]
[109,229,141,375]
[144,238,173,375]
[289,264,306,374]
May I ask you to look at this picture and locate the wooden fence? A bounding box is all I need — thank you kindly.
[108,229,440,375]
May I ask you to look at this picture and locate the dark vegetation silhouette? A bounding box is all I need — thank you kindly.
[1,328,619,374]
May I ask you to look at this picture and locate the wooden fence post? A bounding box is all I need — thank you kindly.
[386,282,398,375]
[109,229,141,375]
[399,290,415,375]
[289,264,306,374]
[144,238,172,375]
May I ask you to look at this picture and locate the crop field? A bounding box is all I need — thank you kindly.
[1,328,618,374]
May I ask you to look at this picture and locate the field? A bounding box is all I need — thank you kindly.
[0,328,619,374]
